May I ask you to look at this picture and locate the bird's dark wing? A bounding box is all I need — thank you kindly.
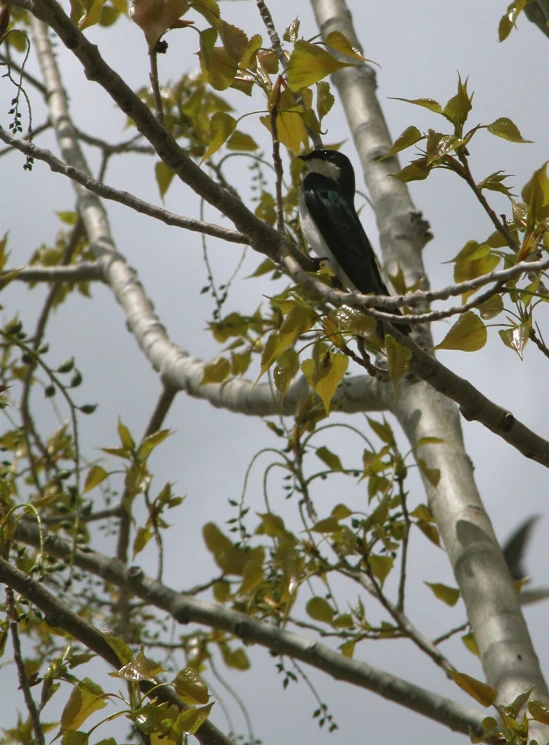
[303,172,410,333]
[503,515,540,580]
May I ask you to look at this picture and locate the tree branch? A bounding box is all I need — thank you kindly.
[309,0,549,710]
[0,126,250,245]
[10,521,485,736]
[0,558,236,745]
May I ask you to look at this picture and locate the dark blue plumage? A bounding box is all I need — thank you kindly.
[299,149,410,334]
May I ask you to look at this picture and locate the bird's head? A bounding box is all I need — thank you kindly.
[299,149,355,197]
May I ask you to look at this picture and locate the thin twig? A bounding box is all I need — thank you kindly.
[397,474,411,612]
[149,48,165,125]
[7,526,486,736]
[270,78,286,234]
[0,126,250,245]
[0,559,236,745]
[6,587,46,745]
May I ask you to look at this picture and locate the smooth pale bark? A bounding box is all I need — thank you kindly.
[309,0,548,715]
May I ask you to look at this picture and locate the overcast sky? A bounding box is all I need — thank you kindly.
[1,2,549,744]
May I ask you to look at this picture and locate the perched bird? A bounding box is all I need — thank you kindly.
[299,148,410,334]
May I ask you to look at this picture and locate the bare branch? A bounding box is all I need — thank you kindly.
[0,126,250,245]
[2,261,103,283]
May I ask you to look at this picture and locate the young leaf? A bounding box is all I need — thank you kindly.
[306,597,335,624]
[385,335,412,400]
[202,356,230,384]
[287,40,352,90]
[379,126,424,161]
[315,446,343,471]
[200,112,237,163]
[313,352,348,413]
[173,667,209,705]
[448,671,497,707]
[324,30,366,62]
[487,117,532,144]
[390,97,443,114]
[435,312,487,352]
[425,582,460,606]
[60,679,107,731]
[367,555,394,586]
[83,464,108,494]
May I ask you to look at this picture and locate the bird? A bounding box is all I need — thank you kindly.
[298,148,410,335]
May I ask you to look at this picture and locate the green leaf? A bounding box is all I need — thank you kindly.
[82,464,108,494]
[311,517,341,533]
[222,647,250,670]
[114,647,164,681]
[316,81,334,122]
[339,640,355,658]
[217,20,248,62]
[390,97,442,114]
[528,700,549,725]
[435,312,487,352]
[313,351,348,413]
[283,17,300,43]
[498,1,530,42]
[417,457,441,487]
[477,170,515,199]
[155,161,175,200]
[367,555,394,586]
[324,30,366,61]
[448,671,497,707]
[461,631,479,657]
[226,131,258,151]
[425,582,460,606]
[176,701,215,735]
[521,162,549,226]
[200,112,237,163]
[380,126,424,161]
[213,580,231,603]
[60,679,106,731]
[238,560,264,595]
[203,523,233,554]
[425,132,464,166]
[79,0,107,30]
[367,417,395,447]
[132,526,152,558]
[260,108,309,156]
[257,512,286,537]
[56,211,78,225]
[331,503,352,520]
[174,667,209,705]
[393,157,431,183]
[61,732,88,745]
[487,117,532,144]
[118,419,135,451]
[452,241,500,301]
[443,76,472,130]
[273,348,300,400]
[277,305,317,357]
[137,429,171,461]
[306,597,334,623]
[385,335,412,400]
[258,332,280,378]
[201,357,230,384]
[498,322,530,360]
[200,38,238,91]
[477,294,504,320]
[287,40,352,90]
